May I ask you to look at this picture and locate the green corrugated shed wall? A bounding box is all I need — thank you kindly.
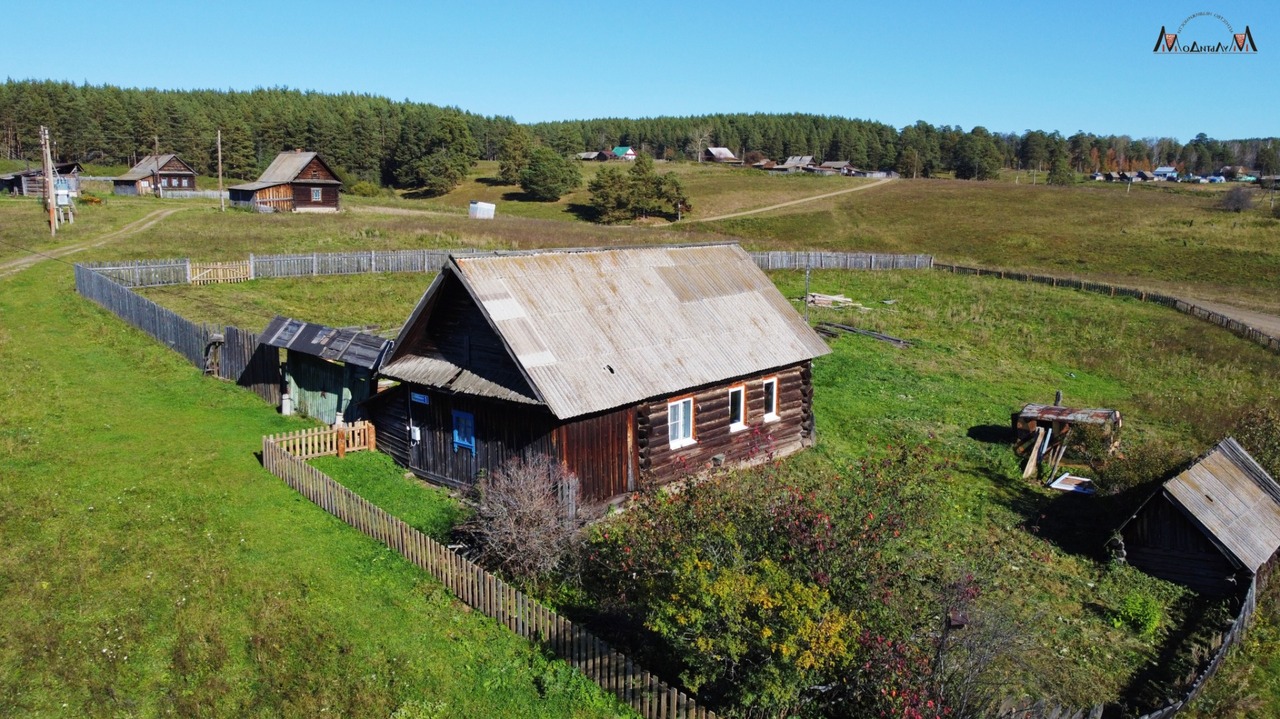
[286,353,374,425]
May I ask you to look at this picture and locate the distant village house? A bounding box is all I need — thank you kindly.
[113,154,198,196]
[703,147,742,164]
[229,150,342,213]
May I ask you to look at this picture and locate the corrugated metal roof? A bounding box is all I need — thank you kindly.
[227,180,284,192]
[707,147,737,160]
[117,154,194,181]
[1164,438,1280,573]
[1018,404,1121,426]
[390,243,830,419]
[259,151,319,183]
[612,146,634,157]
[379,355,541,405]
[260,316,391,370]
[819,160,850,169]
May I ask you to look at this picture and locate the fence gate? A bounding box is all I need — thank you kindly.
[190,260,251,285]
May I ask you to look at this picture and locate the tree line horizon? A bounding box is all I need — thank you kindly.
[3,80,1276,191]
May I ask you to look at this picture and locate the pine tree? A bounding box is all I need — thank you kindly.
[498,125,534,185]
[519,146,580,201]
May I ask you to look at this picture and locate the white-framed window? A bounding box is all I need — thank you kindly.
[762,377,779,421]
[311,187,322,202]
[728,385,747,432]
[668,397,695,449]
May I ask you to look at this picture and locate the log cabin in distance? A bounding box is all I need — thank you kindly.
[229,150,341,212]
[113,154,197,195]
[368,243,831,503]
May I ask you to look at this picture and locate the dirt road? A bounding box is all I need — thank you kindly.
[0,208,183,279]
[1180,297,1280,339]
[684,177,896,223]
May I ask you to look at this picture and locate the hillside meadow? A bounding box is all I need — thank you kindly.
[136,264,1280,711]
[0,263,635,715]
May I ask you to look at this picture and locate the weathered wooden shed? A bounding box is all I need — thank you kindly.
[229,150,342,212]
[113,154,198,195]
[369,243,831,502]
[703,147,742,164]
[1,162,82,197]
[260,316,392,425]
[1117,438,1280,596]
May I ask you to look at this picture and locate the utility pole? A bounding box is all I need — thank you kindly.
[39,126,56,236]
[153,135,161,197]
[217,129,225,212]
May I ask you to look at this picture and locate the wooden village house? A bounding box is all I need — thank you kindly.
[368,244,831,502]
[260,316,392,425]
[113,154,198,195]
[1117,438,1280,596]
[229,150,342,212]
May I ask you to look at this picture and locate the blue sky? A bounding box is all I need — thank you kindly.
[10,1,1277,141]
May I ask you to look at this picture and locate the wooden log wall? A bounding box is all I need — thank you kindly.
[640,364,810,483]
[261,435,718,719]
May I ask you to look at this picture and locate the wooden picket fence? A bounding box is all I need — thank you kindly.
[266,422,375,459]
[261,434,718,719]
[190,260,251,285]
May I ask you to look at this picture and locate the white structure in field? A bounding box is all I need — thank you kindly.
[469,201,496,219]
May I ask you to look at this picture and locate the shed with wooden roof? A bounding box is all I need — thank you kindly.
[260,316,392,425]
[1,162,82,197]
[113,154,198,196]
[228,150,342,212]
[368,243,830,502]
[1117,438,1280,596]
[703,147,742,164]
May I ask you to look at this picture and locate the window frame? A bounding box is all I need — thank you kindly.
[451,409,476,455]
[310,187,323,203]
[728,385,747,432]
[667,396,696,449]
[762,377,779,422]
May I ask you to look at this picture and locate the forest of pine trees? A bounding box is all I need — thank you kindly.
[2,80,1276,190]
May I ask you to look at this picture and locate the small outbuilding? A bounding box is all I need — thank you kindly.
[1154,166,1178,180]
[703,147,742,164]
[260,316,392,425]
[612,146,637,161]
[1,162,82,197]
[1117,438,1280,596]
[113,154,198,196]
[229,150,342,213]
[369,243,831,502]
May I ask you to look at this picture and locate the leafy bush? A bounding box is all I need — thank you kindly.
[347,180,385,197]
[1220,186,1254,213]
[1091,436,1187,496]
[1113,591,1163,637]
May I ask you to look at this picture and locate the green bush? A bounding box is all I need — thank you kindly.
[1092,436,1187,496]
[347,180,385,197]
[1113,591,1163,637]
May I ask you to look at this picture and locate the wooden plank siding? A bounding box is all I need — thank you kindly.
[1122,494,1245,596]
[369,384,635,502]
[292,183,340,211]
[639,363,813,484]
[230,183,293,211]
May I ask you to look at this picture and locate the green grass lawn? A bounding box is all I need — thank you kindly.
[0,259,634,718]
[137,265,1280,709]
[312,451,467,543]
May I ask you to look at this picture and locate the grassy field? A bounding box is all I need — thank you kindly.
[134,263,1280,709]
[695,178,1280,312]
[398,160,870,223]
[0,261,635,717]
